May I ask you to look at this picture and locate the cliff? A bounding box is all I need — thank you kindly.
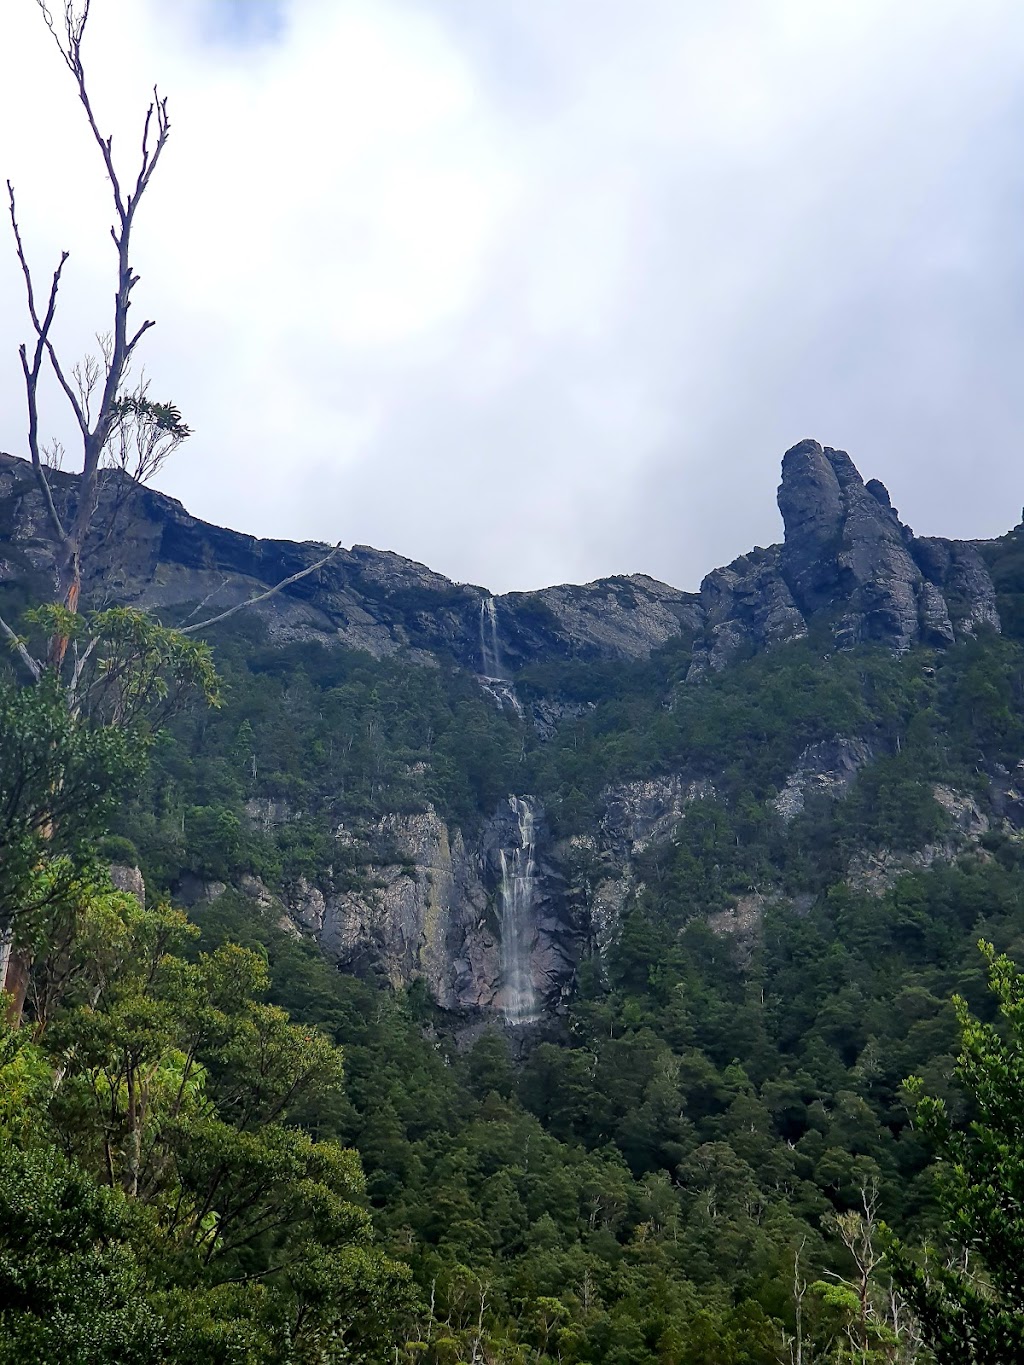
[1,440,998,685]
[0,440,1011,1024]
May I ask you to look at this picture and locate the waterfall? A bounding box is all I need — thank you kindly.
[477,596,523,716]
[479,596,504,679]
[498,795,538,1023]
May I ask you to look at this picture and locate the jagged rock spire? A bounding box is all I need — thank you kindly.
[688,440,999,676]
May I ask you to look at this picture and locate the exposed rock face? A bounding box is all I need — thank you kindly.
[707,894,767,966]
[987,762,1024,830]
[502,576,702,668]
[783,441,998,647]
[244,797,292,832]
[0,453,697,668]
[845,784,991,895]
[564,773,717,955]
[109,864,146,907]
[3,440,1010,1019]
[772,737,873,821]
[688,440,999,675]
[600,775,717,858]
[278,801,580,1014]
[688,547,807,676]
[530,697,596,742]
[0,441,1000,687]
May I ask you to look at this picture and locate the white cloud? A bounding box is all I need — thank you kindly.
[2,0,1024,591]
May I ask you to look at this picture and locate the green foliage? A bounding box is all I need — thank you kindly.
[0,676,144,926]
[0,1143,165,1365]
[12,577,1024,1360]
[891,945,1024,1362]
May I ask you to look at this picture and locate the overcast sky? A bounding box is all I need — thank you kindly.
[2,0,1024,593]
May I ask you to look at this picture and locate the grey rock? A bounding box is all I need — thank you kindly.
[561,774,716,958]
[244,796,292,831]
[988,761,1024,830]
[707,893,767,966]
[772,737,873,821]
[109,864,145,907]
[600,774,717,858]
[174,873,227,905]
[687,546,807,678]
[530,696,596,742]
[846,784,991,895]
[288,801,581,1015]
[502,575,702,666]
[777,439,998,652]
[0,453,699,668]
[684,440,1001,674]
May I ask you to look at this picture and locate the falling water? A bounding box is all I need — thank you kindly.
[498,795,538,1024]
[479,597,504,679]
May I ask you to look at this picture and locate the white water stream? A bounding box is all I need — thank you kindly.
[479,596,504,679]
[498,795,539,1024]
[477,597,523,716]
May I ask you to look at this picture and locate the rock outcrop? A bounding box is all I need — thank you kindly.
[565,773,717,955]
[0,453,697,669]
[3,439,1011,1020]
[772,737,873,822]
[0,441,1000,687]
[688,440,999,675]
[274,800,580,1015]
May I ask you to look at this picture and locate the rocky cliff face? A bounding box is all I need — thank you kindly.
[252,798,581,1018]
[1,441,999,683]
[1,440,1011,1020]
[0,453,698,670]
[688,440,999,674]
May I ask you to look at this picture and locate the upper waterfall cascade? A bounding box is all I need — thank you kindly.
[498,795,540,1024]
[479,597,505,679]
[478,597,523,716]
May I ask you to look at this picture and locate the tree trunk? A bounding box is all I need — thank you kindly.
[2,944,31,1025]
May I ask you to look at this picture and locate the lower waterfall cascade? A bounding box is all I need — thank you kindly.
[498,795,540,1023]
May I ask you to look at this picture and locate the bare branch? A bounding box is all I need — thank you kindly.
[0,613,42,682]
[45,340,89,437]
[177,578,232,626]
[179,547,343,635]
[67,633,99,714]
[39,0,128,224]
[8,181,70,544]
[126,318,156,354]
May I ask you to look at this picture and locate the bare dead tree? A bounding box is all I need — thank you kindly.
[2,1,337,673]
[780,1239,811,1365]
[6,1,178,641]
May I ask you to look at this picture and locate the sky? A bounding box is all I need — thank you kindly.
[1,0,1024,594]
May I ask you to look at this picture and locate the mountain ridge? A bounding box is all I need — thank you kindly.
[0,439,1004,680]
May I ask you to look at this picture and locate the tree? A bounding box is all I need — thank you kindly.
[1,889,416,1362]
[1,0,338,672]
[1,1,335,1010]
[0,611,219,1017]
[0,1143,165,1365]
[889,942,1024,1363]
[5,0,182,630]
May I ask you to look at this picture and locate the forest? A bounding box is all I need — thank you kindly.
[3,530,1024,1360]
[5,2,1024,1362]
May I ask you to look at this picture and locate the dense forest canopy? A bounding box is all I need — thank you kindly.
[5,4,1024,1362]
[2,514,1024,1359]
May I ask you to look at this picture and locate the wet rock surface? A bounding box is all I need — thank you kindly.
[271,801,581,1016]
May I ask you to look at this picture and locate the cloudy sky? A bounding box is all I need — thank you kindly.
[1,0,1023,593]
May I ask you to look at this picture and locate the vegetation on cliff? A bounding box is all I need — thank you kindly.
[4,550,1024,1359]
